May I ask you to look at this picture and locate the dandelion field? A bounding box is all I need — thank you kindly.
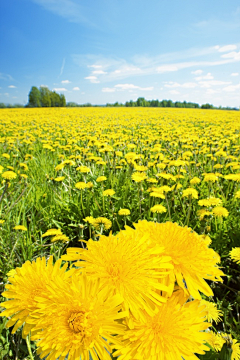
[0,107,240,360]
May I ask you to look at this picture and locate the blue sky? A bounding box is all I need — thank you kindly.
[0,0,240,106]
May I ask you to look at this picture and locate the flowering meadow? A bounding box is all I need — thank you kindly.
[0,107,240,360]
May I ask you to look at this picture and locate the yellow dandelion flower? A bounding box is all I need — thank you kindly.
[96,176,107,182]
[204,173,218,182]
[207,330,225,352]
[14,225,27,231]
[113,295,211,360]
[76,166,90,173]
[190,177,201,185]
[212,206,229,218]
[118,209,130,216]
[83,216,95,224]
[103,189,115,197]
[7,269,17,277]
[130,221,224,299]
[2,153,10,159]
[150,191,165,199]
[62,230,173,318]
[20,174,28,179]
[201,299,223,323]
[150,204,167,214]
[229,247,240,264]
[182,187,198,199]
[86,181,93,188]
[42,228,62,237]
[51,234,69,242]
[131,171,147,182]
[54,176,65,182]
[93,217,112,230]
[55,163,65,171]
[232,339,240,360]
[75,182,88,190]
[32,272,126,360]
[0,219,5,224]
[0,165,4,173]
[19,163,28,171]
[235,190,240,199]
[198,197,222,207]
[0,257,72,338]
[147,177,158,183]
[2,171,17,180]
[158,185,172,193]
[197,209,212,220]
[224,174,240,181]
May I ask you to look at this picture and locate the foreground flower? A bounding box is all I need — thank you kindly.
[93,217,112,230]
[113,295,211,360]
[62,230,173,318]
[229,247,240,264]
[0,257,72,338]
[32,272,126,360]
[129,221,224,299]
[212,206,229,218]
[14,225,27,231]
[42,228,62,237]
[150,204,167,214]
[201,299,223,324]
[118,209,130,216]
[198,197,222,207]
[75,181,88,190]
[103,189,115,197]
[2,170,17,180]
[131,172,147,182]
[182,187,198,199]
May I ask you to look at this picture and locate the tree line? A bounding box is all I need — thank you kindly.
[27,86,66,107]
[0,94,238,111]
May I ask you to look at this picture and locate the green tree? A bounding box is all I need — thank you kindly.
[28,86,41,107]
[40,86,51,107]
[59,94,66,107]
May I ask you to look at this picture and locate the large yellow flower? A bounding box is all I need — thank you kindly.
[113,294,211,360]
[32,272,126,360]
[0,257,73,338]
[62,230,173,318]
[129,221,224,299]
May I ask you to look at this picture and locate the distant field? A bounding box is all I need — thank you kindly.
[0,107,240,359]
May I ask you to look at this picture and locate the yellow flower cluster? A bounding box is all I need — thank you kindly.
[1,221,230,360]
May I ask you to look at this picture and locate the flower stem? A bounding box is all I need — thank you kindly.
[26,334,34,360]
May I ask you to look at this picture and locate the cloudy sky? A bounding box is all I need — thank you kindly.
[0,0,240,106]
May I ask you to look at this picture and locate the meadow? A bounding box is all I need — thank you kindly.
[0,107,240,360]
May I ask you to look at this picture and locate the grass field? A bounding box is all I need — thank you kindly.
[0,107,240,360]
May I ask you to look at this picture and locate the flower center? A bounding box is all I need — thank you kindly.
[107,262,122,278]
[68,311,93,338]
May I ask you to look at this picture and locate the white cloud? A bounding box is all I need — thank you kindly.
[164,81,197,88]
[191,70,203,75]
[0,72,14,81]
[169,90,180,95]
[88,65,103,69]
[221,51,240,60]
[61,80,71,84]
[231,73,239,76]
[52,87,67,91]
[198,80,231,88]
[92,70,107,75]
[102,87,116,93]
[84,76,100,83]
[218,44,237,52]
[8,85,16,88]
[40,84,48,88]
[4,93,9,96]
[31,0,94,25]
[156,65,179,73]
[195,72,214,81]
[222,83,240,92]
[59,58,65,77]
[73,87,80,90]
[115,84,153,91]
